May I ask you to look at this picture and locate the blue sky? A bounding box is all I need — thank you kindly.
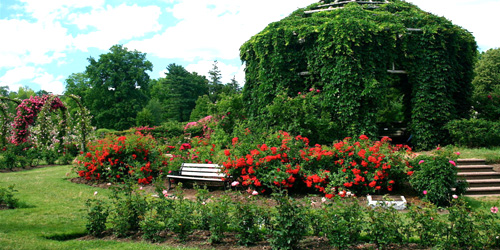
[1,0,499,95]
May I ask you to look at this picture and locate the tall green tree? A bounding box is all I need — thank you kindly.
[207,60,223,103]
[151,64,208,122]
[85,45,152,130]
[472,48,500,121]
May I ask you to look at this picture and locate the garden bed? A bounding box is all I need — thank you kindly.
[77,232,428,250]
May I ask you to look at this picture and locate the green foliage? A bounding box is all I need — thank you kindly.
[151,64,208,122]
[233,199,265,246]
[365,204,405,249]
[320,197,363,249]
[0,185,19,209]
[240,0,476,150]
[445,118,500,147]
[409,148,464,206]
[108,184,148,237]
[268,192,307,250]
[135,108,155,127]
[75,133,167,184]
[85,45,152,130]
[407,202,447,247]
[206,195,232,244]
[84,198,109,237]
[472,48,500,121]
[0,143,37,169]
[445,198,483,249]
[165,187,195,242]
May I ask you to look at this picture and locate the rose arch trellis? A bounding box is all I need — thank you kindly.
[0,94,91,152]
[240,0,477,150]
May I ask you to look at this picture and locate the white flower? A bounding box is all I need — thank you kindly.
[346,191,352,197]
[452,194,458,199]
[94,191,98,196]
[107,183,111,186]
[321,197,327,203]
[231,181,240,187]
[339,191,345,196]
[252,190,259,196]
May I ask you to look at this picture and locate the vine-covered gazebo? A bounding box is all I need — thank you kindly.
[240,0,477,149]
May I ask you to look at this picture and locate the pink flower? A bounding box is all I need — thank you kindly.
[419,160,425,165]
[449,160,456,167]
[436,146,441,150]
[491,207,498,214]
[423,190,427,195]
[231,181,240,187]
[455,152,461,156]
[252,190,259,196]
[162,189,168,198]
[309,88,314,92]
[452,194,458,199]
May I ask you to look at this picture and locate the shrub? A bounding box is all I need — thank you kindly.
[74,132,168,184]
[85,198,109,237]
[108,184,148,237]
[0,185,19,209]
[268,193,307,250]
[409,148,464,206]
[408,202,447,247]
[233,199,265,246]
[223,132,414,198]
[445,118,500,147]
[320,197,364,249]
[365,203,406,249]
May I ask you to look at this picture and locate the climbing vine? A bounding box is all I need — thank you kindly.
[11,95,65,145]
[240,0,477,149]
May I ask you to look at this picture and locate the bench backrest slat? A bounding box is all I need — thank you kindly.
[181,167,220,173]
[182,163,220,168]
[180,171,225,178]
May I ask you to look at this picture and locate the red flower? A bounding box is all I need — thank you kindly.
[224,150,231,156]
[325,193,334,199]
[369,181,377,188]
[359,135,369,140]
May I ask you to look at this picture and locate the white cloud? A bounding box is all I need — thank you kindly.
[71,4,162,51]
[0,66,64,94]
[32,72,65,95]
[408,0,500,50]
[126,0,317,61]
[0,66,37,91]
[18,0,105,23]
[0,19,72,68]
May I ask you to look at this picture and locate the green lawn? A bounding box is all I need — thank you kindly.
[454,146,500,164]
[0,165,195,250]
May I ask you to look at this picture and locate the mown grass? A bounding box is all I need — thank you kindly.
[450,146,500,164]
[0,165,195,250]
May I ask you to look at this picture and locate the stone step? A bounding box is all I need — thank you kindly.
[457,165,494,172]
[465,186,500,196]
[458,171,500,180]
[457,158,486,166]
[466,179,500,188]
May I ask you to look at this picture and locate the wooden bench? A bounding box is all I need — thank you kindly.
[166,163,228,190]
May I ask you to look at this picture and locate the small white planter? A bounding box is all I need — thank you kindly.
[367,195,407,210]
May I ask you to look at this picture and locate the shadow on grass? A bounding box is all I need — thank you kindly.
[43,231,88,241]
